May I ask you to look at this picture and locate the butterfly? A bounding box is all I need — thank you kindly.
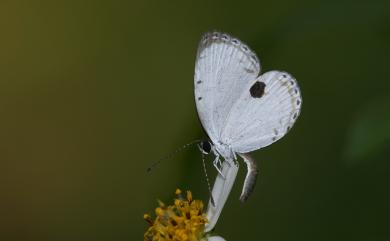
[194,31,302,202]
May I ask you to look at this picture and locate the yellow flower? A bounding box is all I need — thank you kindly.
[143,160,238,241]
[144,189,208,241]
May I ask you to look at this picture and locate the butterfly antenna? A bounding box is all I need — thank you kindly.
[146,139,203,173]
[202,151,215,206]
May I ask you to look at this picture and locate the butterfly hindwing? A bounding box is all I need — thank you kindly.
[222,71,302,153]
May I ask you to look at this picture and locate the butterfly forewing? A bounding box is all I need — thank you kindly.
[194,31,261,144]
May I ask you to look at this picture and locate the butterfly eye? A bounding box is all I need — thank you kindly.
[201,141,211,154]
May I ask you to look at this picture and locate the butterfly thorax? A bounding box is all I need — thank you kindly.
[214,141,236,161]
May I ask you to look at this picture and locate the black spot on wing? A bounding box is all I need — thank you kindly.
[244,67,255,74]
[231,39,239,45]
[249,81,266,98]
[273,128,278,135]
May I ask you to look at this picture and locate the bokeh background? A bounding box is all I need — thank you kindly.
[1,1,389,241]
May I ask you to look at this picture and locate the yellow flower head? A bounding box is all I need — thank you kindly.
[144,189,208,241]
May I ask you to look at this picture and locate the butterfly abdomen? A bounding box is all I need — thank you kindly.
[239,153,259,202]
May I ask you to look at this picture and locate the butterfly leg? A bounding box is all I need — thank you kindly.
[213,154,225,178]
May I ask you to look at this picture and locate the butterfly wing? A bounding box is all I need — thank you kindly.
[221,71,302,153]
[194,31,260,144]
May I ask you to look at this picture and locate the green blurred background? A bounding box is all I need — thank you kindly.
[1,1,389,241]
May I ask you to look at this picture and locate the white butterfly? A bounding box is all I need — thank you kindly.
[194,31,302,202]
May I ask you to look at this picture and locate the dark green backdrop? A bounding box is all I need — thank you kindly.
[1,1,389,241]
